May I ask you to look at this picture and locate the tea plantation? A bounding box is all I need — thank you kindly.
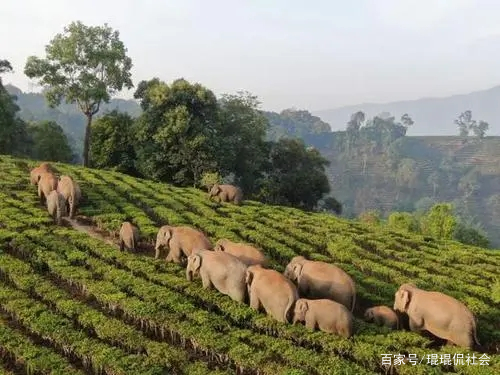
[0,155,498,375]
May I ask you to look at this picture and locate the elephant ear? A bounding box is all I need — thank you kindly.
[292,263,303,280]
[164,227,173,241]
[298,300,308,314]
[245,269,254,286]
[192,254,202,272]
[400,289,412,310]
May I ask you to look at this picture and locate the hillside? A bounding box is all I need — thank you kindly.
[313,85,500,136]
[0,155,499,374]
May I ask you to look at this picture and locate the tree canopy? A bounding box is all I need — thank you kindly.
[27,120,73,163]
[24,21,134,166]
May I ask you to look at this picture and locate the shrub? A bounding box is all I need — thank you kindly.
[387,212,419,233]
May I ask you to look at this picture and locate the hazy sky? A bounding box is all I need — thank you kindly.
[2,0,500,111]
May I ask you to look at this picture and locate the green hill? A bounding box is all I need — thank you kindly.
[0,155,499,374]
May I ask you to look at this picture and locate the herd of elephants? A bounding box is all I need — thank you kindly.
[30,162,481,351]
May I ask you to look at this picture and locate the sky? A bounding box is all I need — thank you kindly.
[2,0,500,112]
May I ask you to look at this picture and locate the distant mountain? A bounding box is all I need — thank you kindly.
[314,85,500,136]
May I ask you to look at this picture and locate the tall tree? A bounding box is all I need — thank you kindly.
[400,113,414,128]
[24,21,133,166]
[454,110,475,137]
[89,110,137,175]
[217,91,269,195]
[28,120,73,162]
[472,120,489,139]
[134,78,220,186]
[258,138,331,210]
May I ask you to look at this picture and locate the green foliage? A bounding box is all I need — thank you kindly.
[27,120,73,162]
[419,203,457,240]
[318,196,343,215]
[387,212,419,232]
[89,110,137,175]
[257,139,330,210]
[24,21,134,166]
[453,219,490,249]
[200,171,222,190]
[133,78,220,186]
[264,108,331,141]
[217,91,269,194]
[0,60,31,157]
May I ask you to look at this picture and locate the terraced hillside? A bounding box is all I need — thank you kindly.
[0,155,499,375]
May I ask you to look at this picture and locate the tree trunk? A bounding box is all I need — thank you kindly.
[83,114,93,167]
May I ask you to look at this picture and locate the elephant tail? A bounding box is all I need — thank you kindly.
[284,294,297,323]
[350,291,356,313]
[472,320,481,347]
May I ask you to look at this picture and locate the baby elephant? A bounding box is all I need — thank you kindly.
[38,172,58,205]
[46,190,67,225]
[214,238,268,266]
[293,298,354,338]
[119,222,140,252]
[364,305,399,330]
[186,249,248,303]
[208,184,243,205]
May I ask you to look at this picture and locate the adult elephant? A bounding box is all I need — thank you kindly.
[208,184,243,205]
[214,238,268,266]
[57,175,81,219]
[245,264,298,323]
[393,283,480,349]
[155,225,212,263]
[186,249,248,303]
[284,256,356,312]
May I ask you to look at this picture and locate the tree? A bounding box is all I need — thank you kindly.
[0,59,31,156]
[346,111,365,132]
[400,113,414,128]
[133,78,221,186]
[217,91,269,195]
[24,21,133,167]
[28,120,73,162]
[419,203,457,240]
[257,138,330,210]
[318,196,343,215]
[472,120,489,138]
[89,110,137,175]
[455,110,473,137]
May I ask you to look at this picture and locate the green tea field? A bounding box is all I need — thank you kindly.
[0,155,498,375]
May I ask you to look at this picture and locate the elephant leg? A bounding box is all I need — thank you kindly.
[201,273,213,289]
[408,316,423,332]
[155,246,161,259]
[119,240,124,252]
[166,243,181,263]
[305,318,316,330]
[249,291,261,311]
[219,192,228,202]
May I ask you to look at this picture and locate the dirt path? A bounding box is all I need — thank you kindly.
[63,217,118,248]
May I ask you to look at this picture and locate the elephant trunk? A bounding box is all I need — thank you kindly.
[186,268,193,281]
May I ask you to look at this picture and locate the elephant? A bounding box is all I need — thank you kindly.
[119,221,140,252]
[57,175,81,219]
[393,283,481,349]
[155,225,213,263]
[214,238,268,266]
[245,264,299,323]
[38,172,58,205]
[46,190,67,225]
[293,298,354,338]
[283,256,356,312]
[186,249,248,303]
[208,184,243,205]
[364,305,399,330]
[30,162,55,185]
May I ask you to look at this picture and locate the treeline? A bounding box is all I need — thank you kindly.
[1,58,336,211]
[90,81,334,211]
